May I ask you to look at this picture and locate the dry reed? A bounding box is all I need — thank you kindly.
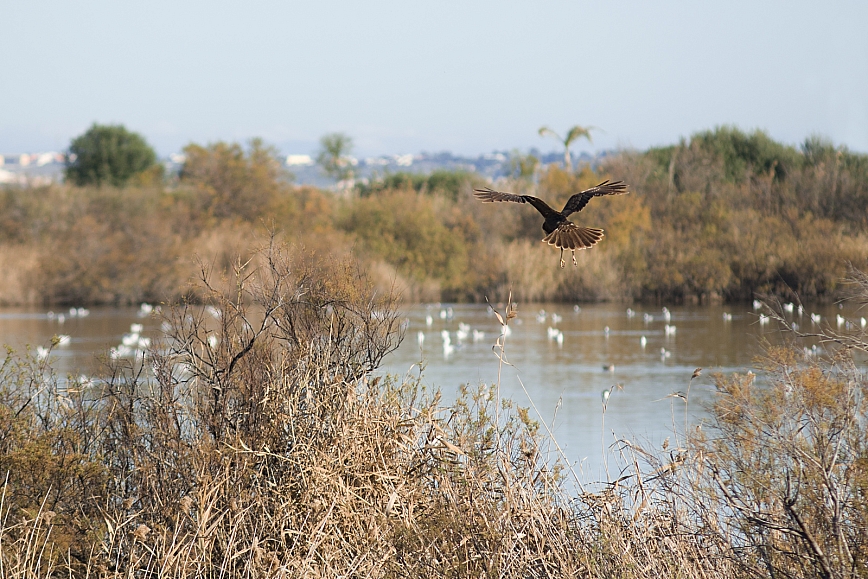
[1,244,867,578]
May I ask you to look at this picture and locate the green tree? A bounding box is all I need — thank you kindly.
[507,150,539,181]
[65,123,158,187]
[538,125,594,171]
[316,132,355,182]
[690,125,802,182]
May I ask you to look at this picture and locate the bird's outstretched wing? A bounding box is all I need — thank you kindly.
[561,180,628,216]
[542,222,604,250]
[473,187,560,220]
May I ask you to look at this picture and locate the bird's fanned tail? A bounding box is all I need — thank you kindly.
[542,222,604,250]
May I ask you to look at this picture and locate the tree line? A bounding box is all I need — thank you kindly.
[0,123,865,306]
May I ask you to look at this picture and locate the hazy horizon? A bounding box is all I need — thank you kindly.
[2,1,866,157]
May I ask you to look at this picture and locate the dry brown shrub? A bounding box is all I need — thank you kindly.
[180,139,290,222]
[0,244,41,305]
[86,240,589,577]
[1,239,741,578]
[5,242,868,578]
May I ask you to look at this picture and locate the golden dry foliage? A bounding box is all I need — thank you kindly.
[4,245,868,578]
[0,176,343,306]
[690,348,868,578]
[638,272,868,579]
[180,139,291,222]
[338,188,475,296]
[2,129,868,306]
[0,241,733,578]
[88,241,582,577]
[0,350,109,569]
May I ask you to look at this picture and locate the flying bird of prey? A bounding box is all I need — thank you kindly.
[473,180,629,268]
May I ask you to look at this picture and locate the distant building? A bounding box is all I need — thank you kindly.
[0,146,613,188]
[36,152,62,166]
[0,152,66,184]
[364,157,389,166]
[286,154,314,166]
[395,154,413,167]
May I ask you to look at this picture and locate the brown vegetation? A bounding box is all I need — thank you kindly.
[2,242,868,578]
[2,128,867,576]
[0,128,866,307]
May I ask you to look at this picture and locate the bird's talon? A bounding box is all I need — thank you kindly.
[560,258,565,268]
[572,252,578,266]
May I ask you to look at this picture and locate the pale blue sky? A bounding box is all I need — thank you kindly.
[2,1,866,157]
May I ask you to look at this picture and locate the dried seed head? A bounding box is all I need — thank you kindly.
[132,524,150,542]
[506,305,518,322]
[179,495,194,515]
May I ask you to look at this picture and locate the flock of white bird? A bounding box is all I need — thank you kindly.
[417,314,488,358]
[108,303,160,359]
[38,306,91,359]
[33,298,868,371]
[750,300,868,360]
[38,303,158,361]
[413,304,689,363]
[109,322,151,359]
[750,299,867,332]
[630,306,677,361]
[46,306,90,325]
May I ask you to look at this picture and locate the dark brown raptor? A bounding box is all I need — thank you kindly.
[473,180,629,267]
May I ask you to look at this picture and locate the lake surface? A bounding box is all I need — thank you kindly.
[1,301,863,483]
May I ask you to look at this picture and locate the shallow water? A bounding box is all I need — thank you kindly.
[1,301,863,482]
[380,301,860,481]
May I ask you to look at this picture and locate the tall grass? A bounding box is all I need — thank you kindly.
[3,238,867,577]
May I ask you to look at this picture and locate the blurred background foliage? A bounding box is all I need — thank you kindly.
[1,125,866,306]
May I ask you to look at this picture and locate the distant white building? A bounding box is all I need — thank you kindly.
[36,152,62,166]
[286,154,314,166]
[364,157,389,166]
[395,154,414,167]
